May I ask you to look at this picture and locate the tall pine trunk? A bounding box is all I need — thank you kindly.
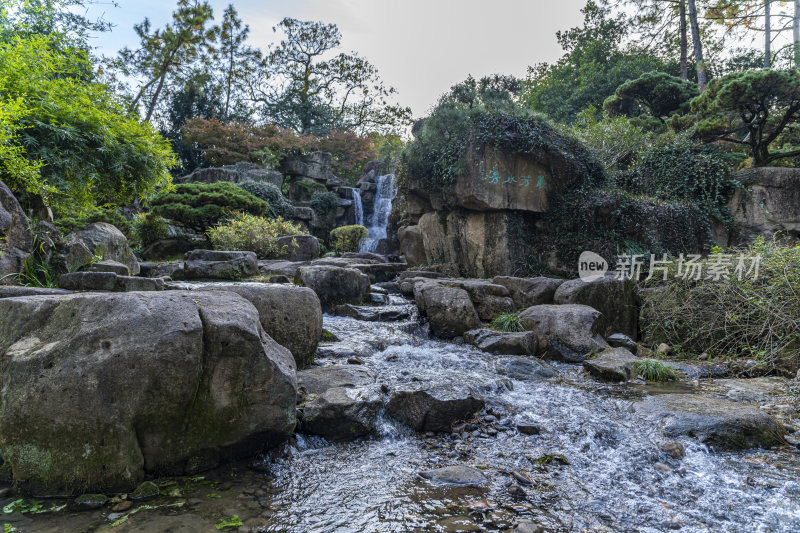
[794,0,800,67]
[680,0,688,80]
[687,0,707,91]
[764,0,771,68]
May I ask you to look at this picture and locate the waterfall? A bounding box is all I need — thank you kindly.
[361,174,396,252]
[352,187,364,226]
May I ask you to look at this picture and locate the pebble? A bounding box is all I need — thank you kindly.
[517,424,541,435]
[654,462,673,473]
[507,483,527,498]
[385,354,399,362]
[107,512,125,522]
[661,440,685,459]
[483,415,497,423]
[347,357,365,365]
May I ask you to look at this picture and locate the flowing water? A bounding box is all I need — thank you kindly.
[13,292,800,532]
[351,187,364,227]
[361,175,396,252]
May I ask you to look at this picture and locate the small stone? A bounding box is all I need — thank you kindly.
[130,481,159,502]
[657,343,674,355]
[654,462,673,473]
[661,440,685,459]
[512,471,533,486]
[699,352,710,361]
[483,415,497,423]
[347,356,365,365]
[385,354,399,362]
[507,483,527,498]
[517,424,541,435]
[419,465,486,486]
[107,512,125,521]
[111,500,133,512]
[380,383,390,394]
[513,519,545,533]
[73,493,108,511]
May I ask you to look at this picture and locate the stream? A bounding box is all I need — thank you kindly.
[10,292,800,532]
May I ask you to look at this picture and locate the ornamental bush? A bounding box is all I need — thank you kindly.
[207,212,303,259]
[330,225,368,253]
[149,182,268,232]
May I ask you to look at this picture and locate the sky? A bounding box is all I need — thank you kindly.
[82,0,587,117]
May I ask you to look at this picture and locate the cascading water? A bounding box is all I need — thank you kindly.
[351,187,364,226]
[361,174,396,252]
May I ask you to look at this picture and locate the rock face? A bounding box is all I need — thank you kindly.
[414,281,480,338]
[184,249,258,280]
[397,225,426,267]
[0,291,297,494]
[387,385,484,432]
[63,222,140,276]
[276,235,320,262]
[140,238,196,261]
[519,304,607,362]
[177,162,283,189]
[295,265,370,309]
[635,394,784,449]
[297,365,380,441]
[201,283,322,368]
[0,181,33,285]
[492,276,565,309]
[553,275,639,339]
[583,347,638,381]
[727,167,800,244]
[464,329,538,356]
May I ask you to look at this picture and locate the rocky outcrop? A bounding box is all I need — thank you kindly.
[0,181,33,285]
[635,394,784,449]
[553,275,639,339]
[295,265,370,309]
[414,281,480,338]
[519,304,607,362]
[397,225,426,266]
[492,276,565,309]
[184,249,258,280]
[727,167,800,244]
[464,329,538,356]
[387,384,484,432]
[583,347,638,381]
[61,222,140,276]
[200,283,322,368]
[0,291,297,494]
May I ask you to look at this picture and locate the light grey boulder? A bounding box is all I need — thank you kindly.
[0,290,297,494]
[276,235,320,262]
[419,465,486,486]
[553,275,639,339]
[519,304,607,362]
[495,358,556,381]
[184,249,257,280]
[62,222,139,276]
[583,347,638,381]
[58,272,164,292]
[0,180,33,285]
[607,333,638,353]
[87,259,130,276]
[294,265,370,309]
[414,281,480,338]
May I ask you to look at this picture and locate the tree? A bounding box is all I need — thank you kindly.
[121,0,214,122]
[604,71,699,124]
[251,18,411,135]
[687,69,800,165]
[0,0,113,48]
[207,4,259,121]
[687,0,709,90]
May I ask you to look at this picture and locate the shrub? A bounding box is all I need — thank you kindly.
[207,212,302,258]
[562,107,653,171]
[330,225,368,253]
[490,312,523,332]
[310,191,339,218]
[150,182,268,232]
[55,206,133,239]
[640,237,800,374]
[132,211,169,248]
[236,182,294,219]
[633,359,680,382]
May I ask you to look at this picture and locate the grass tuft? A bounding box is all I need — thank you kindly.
[633,359,681,382]
[490,312,524,332]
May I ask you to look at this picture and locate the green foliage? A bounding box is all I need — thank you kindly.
[2,498,44,514]
[603,71,698,126]
[680,69,800,166]
[0,35,177,213]
[615,138,739,222]
[54,206,133,238]
[490,312,524,332]
[563,107,653,171]
[330,225,368,253]
[236,182,294,219]
[207,212,302,258]
[641,238,800,373]
[132,211,169,248]
[215,515,244,531]
[310,191,339,218]
[633,359,680,382]
[150,182,268,232]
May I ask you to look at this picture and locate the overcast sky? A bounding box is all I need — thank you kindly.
[84,0,586,117]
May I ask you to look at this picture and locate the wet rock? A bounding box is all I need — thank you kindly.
[275,235,320,261]
[463,329,538,356]
[636,394,785,449]
[513,519,545,533]
[61,222,140,276]
[331,303,411,322]
[553,275,639,338]
[492,276,565,309]
[517,424,541,435]
[387,384,484,432]
[419,465,486,486]
[58,271,165,292]
[507,483,527,498]
[0,291,297,494]
[87,259,130,276]
[0,286,72,298]
[301,386,381,441]
[414,281,480,338]
[583,347,638,382]
[661,440,685,459]
[519,304,607,362]
[347,356,365,365]
[184,249,258,280]
[369,292,390,305]
[111,500,133,512]
[607,333,638,353]
[297,365,377,395]
[130,481,159,501]
[200,283,322,368]
[295,265,370,309]
[72,493,108,510]
[712,377,788,404]
[495,358,556,381]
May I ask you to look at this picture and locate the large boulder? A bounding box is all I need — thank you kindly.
[635,394,784,449]
[0,181,34,285]
[58,272,164,292]
[201,283,322,368]
[553,275,639,339]
[519,304,607,362]
[414,281,480,338]
[276,235,320,262]
[397,225,427,267]
[583,347,638,382]
[445,279,514,321]
[728,167,800,244]
[0,291,297,494]
[294,265,370,309]
[280,151,337,184]
[464,329,538,356]
[62,222,139,276]
[386,384,484,432]
[184,249,258,280]
[492,276,565,309]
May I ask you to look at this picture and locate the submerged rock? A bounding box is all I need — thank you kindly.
[464,329,537,356]
[72,493,108,511]
[419,465,486,486]
[519,304,607,362]
[0,290,297,494]
[495,358,556,381]
[636,394,785,449]
[583,347,638,382]
[387,384,484,432]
